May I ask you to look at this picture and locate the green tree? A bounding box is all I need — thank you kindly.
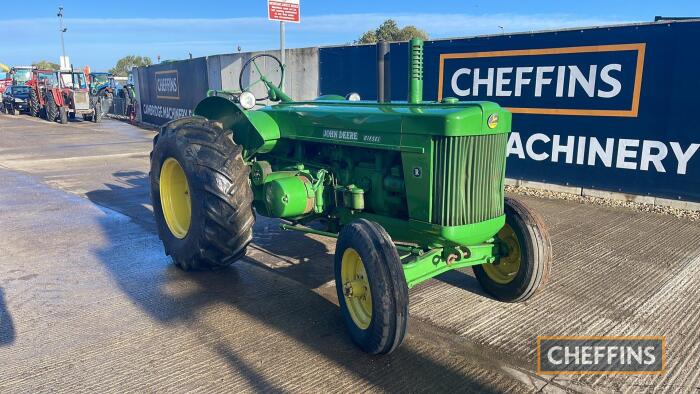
[32,60,60,70]
[109,55,153,77]
[355,19,429,44]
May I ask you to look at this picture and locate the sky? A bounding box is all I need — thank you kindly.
[1,0,698,70]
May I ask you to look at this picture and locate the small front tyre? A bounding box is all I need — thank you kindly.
[334,219,409,355]
[59,107,68,124]
[28,89,40,117]
[473,197,552,302]
[45,93,59,122]
[93,101,103,123]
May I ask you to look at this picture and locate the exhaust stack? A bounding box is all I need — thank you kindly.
[377,40,391,103]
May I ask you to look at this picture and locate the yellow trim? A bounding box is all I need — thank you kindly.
[536,336,666,375]
[483,224,521,284]
[0,63,10,73]
[437,43,646,117]
[341,248,372,329]
[159,158,192,239]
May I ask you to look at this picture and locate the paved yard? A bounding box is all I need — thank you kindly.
[0,114,698,392]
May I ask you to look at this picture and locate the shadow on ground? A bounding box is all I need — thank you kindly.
[83,171,511,392]
[0,287,15,346]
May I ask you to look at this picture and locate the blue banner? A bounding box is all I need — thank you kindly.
[319,21,700,202]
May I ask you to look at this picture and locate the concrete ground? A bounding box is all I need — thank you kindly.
[0,114,698,393]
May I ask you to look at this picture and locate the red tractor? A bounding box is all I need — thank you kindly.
[44,70,101,124]
[26,69,60,118]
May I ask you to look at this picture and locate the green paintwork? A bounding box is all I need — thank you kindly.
[402,243,496,288]
[408,38,423,104]
[192,40,513,288]
[264,175,314,217]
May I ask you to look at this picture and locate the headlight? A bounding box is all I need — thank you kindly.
[239,91,256,110]
[487,113,499,129]
[346,92,361,101]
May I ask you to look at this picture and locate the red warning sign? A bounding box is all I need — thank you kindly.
[268,0,300,23]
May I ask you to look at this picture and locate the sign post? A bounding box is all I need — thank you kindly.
[268,0,300,92]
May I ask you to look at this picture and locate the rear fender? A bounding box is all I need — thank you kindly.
[52,89,65,107]
[194,95,280,155]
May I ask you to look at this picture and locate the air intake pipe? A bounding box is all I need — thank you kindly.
[408,38,423,104]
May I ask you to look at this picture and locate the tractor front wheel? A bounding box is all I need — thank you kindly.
[45,93,59,122]
[334,219,409,355]
[59,107,68,124]
[93,101,103,123]
[473,197,552,302]
[29,89,40,117]
[150,117,255,270]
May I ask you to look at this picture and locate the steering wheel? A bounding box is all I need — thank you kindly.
[239,54,284,101]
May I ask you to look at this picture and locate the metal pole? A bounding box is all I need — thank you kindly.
[280,21,286,93]
[58,7,67,67]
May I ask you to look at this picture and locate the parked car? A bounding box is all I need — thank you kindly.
[1,85,31,115]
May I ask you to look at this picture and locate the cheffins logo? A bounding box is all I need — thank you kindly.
[438,44,646,117]
[155,70,179,100]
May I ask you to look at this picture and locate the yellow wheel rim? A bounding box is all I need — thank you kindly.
[159,158,192,239]
[483,224,521,284]
[341,248,372,329]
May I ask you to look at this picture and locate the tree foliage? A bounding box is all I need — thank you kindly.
[32,60,60,70]
[109,55,153,77]
[355,19,429,44]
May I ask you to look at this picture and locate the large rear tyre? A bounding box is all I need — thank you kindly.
[29,89,40,117]
[45,93,58,122]
[473,197,552,302]
[334,219,409,355]
[150,116,255,270]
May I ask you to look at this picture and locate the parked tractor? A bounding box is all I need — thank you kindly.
[9,66,33,86]
[26,69,60,118]
[88,71,115,117]
[0,63,11,95]
[51,70,101,124]
[149,39,553,355]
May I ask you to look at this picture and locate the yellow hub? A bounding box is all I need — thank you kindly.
[159,158,192,239]
[483,223,521,284]
[341,248,372,329]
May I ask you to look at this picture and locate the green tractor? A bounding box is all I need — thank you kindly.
[149,39,552,355]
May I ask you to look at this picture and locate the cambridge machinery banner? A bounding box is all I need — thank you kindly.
[319,21,700,202]
[136,57,209,126]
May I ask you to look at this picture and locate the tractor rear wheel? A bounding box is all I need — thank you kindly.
[45,93,58,122]
[334,219,409,355]
[473,197,552,302]
[29,89,40,117]
[150,116,255,270]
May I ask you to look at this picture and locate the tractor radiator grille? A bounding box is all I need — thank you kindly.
[74,92,90,110]
[432,133,507,226]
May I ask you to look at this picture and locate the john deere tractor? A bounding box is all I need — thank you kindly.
[150,39,552,355]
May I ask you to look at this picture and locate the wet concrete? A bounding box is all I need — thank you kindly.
[0,113,698,392]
